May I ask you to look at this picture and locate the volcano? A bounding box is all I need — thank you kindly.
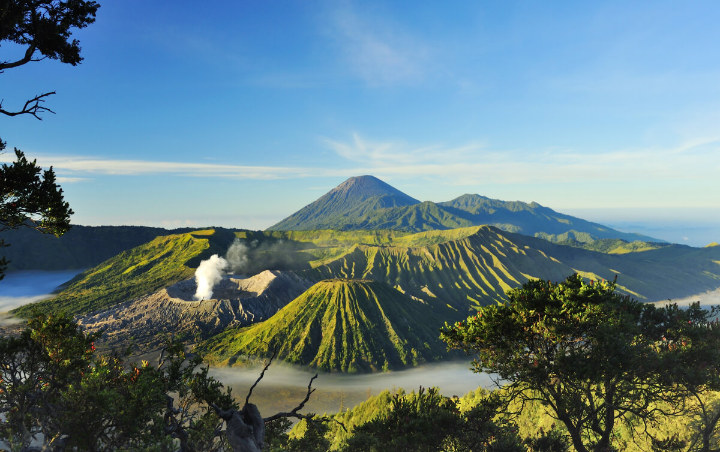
[77,270,312,351]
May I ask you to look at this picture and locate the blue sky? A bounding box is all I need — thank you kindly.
[1,1,719,244]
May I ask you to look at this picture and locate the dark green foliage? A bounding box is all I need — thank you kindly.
[0,0,99,67]
[0,224,196,271]
[524,428,571,452]
[264,417,293,450]
[290,387,524,451]
[0,0,100,118]
[0,313,238,451]
[342,387,465,452]
[280,419,332,452]
[0,141,73,280]
[0,313,167,450]
[441,275,720,452]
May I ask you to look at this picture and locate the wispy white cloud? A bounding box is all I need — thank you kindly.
[321,134,720,196]
[325,3,430,85]
[5,133,718,190]
[0,154,317,180]
[323,133,482,166]
[4,133,718,210]
[56,177,91,184]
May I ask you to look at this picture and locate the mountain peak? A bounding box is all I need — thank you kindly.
[329,175,419,204]
[267,175,419,231]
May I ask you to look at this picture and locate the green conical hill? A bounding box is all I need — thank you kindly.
[200,279,448,372]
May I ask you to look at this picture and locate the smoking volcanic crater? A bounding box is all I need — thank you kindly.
[78,269,313,352]
[167,273,273,302]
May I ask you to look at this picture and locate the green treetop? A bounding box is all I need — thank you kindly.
[441,274,720,452]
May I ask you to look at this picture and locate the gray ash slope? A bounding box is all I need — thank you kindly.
[78,270,312,351]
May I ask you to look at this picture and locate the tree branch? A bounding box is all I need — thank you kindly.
[263,373,318,423]
[246,349,278,406]
[0,92,56,119]
[0,45,39,71]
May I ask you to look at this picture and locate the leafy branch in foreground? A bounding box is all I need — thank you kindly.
[1,0,100,119]
[0,314,334,451]
[0,139,73,280]
[441,274,720,452]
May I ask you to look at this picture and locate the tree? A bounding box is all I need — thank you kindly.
[0,314,333,451]
[1,0,100,119]
[652,303,720,452]
[342,387,524,452]
[0,138,73,279]
[440,274,720,452]
[0,312,170,450]
[0,0,97,278]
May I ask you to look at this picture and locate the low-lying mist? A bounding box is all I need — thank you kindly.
[653,287,720,308]
[0,270,82,312]
[209,360,493,416]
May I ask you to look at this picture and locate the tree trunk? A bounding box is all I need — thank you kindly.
[222,403,265,452]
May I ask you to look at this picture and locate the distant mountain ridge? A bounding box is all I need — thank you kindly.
[268,175,659,244]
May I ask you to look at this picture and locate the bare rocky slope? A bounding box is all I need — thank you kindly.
[78,270,312,351]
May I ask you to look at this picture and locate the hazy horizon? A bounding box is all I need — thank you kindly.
[59,203,719,248]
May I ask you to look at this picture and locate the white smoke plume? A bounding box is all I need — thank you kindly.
[194,254,228,300]
[225,239,252,273]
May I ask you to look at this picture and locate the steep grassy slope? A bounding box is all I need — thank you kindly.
[18,225,718,321]
[200,279,449,372]
[299,226,576,314]
[299,226,720,312]
[13,229,236,317]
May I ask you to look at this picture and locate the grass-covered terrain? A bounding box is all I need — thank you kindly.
[294,226,720,310]
[200,279,450,372]
[11,223,719,376]
[16,225,720,320]
[13,229,236,317]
